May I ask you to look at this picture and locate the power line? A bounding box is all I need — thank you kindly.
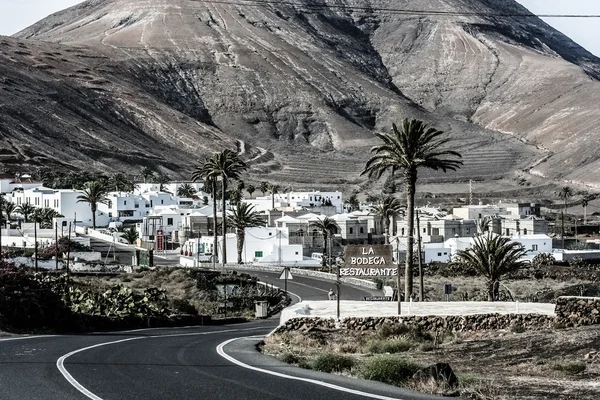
[195,0,600,18]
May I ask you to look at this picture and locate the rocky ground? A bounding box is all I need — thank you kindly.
[264,321,600,399]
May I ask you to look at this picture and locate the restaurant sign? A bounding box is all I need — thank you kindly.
[341,245,395,277]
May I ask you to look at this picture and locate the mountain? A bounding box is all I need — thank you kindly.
[2,0,599,188]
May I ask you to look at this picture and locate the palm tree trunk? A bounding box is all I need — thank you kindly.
[91,204,96,229]
[322,233,328,267]
[212,180,218,265]
[271,191,275,210]
[384,217,390,244]
[584,205,588,225]
[221,178,228,265]
[487,280,495,302]
[237,229,244,264]
[404,172,416,301]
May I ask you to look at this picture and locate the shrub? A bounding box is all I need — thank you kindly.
[311,353,355,373]
[279,352,302,364]
[367,338,413,354]
[377,322,411,339]
[359,355,421,386]
[551,362,586,375]
[510,323,526,333]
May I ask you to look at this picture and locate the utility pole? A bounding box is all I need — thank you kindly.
[34,220,38,272]
[66,222,72,277]
[416,211,424,302]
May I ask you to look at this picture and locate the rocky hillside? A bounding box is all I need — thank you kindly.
[2,0,598,187]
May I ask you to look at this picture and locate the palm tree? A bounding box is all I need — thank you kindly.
[2,200,17,227]
[372,196,404,243]
[259,181,270,196]
[177,183,197,198]
[121,227,139,245]
[76,181,109,229]
[270,184,280,210]
[32,207,64,229]
[558,186,573,247]
[228,189,243,206]
[17,203,36,223]
[109,173,130,194]
[581,193,594,225]
[310,217,339,268]
[454,233,528,301]
[141,166,154,184]
[192,160,220,265]
[227,203,264,264]
[345,194,360,212]
[362,118,462,301]
[154,174,170,192]
[246,184,256,198]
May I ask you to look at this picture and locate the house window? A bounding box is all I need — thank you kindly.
[124,200,127,205]
[62,221,67,227]
[438,252,442,256]
[161,200,164,204]
[35,197,39,205]
[295,252,299,255]
[401,228,405,236]
[255,251,263,258]
[432,228,439,236]
[108,212,112,218]
[167,218,174,226]
[444,252,447,255]
[349,227,353,234]
[360,227,364,234]
[269,232,272,236]
[107,200,112,208]
[54,199,59,207]
[150,200,153,207]
[423,228,426,233]
[524,228,528,235]
[44,199,49,207]
[506,228,510,235]
[532,244,538,251]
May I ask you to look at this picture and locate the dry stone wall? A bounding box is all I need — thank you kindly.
[276,297,600,333]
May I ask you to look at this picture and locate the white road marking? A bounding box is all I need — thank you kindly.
[0,335,56,342]
[55,326,272,400]
[216,337,407,400]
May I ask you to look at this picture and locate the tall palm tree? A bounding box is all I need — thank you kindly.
[259,181,270,196]
[581,193,594,225]
[270,184,280,210]
[177,183,197,198]
[33,208,64,229]
[154,174,170,192]
[141,166,154,184]
[192,160,220,265]
[228,189,243,206]
[310,217,339,268]
[246,184,256,198]
[558,186,573,247]
[17,203,36,223]
[209,149,247,265]
[362,118,462,301]
[372,196,404,243]
[227,203,264,264]
[76,181,109,229]
[454,233,528,301]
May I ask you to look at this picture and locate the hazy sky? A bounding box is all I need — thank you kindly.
[0,0,599,56]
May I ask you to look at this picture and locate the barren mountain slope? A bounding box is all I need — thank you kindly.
[4,0,594,186]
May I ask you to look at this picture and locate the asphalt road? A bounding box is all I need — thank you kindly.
[0,275,441,400]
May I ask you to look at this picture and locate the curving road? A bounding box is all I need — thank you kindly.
[0,275,442,400]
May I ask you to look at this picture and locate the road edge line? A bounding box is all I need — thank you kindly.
[216,337,405,400]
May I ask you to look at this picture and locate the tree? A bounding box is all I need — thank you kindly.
[259,181,270,196]
[246,184,256,198]
[192,160,220,265]
[141,166,154,184]
[177,183,197,198]
[2,200,17,226]
[76,181,109,229]
[581,193,595,225]
[345,194,360,212]
[372,196,403,243]
[192,150,247,265]
[17,203,36,223]
[228,189,243,206]
[270,184,280,210]
[121,227,139,245]
[310,217,339,268]
[558,186,573,247]
[454,233,528,301]
[154,174,170,192]
[32,208,64,229]
[109,173,130,194]
[362,118,462,301]
[227,203,264,264]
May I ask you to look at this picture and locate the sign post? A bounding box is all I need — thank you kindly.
[342,244,398,313]
[156,229,164,252]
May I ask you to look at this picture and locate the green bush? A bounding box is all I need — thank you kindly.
[551,362,586,375]
[367,338,413,354]
[311,353,355,373]
[376,322,411,339]
[279,352,302,364]
[359,355,421,386]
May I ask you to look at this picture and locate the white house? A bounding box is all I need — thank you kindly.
[0,173,42,193]
[7,187,109,227]
[244,190,344,213]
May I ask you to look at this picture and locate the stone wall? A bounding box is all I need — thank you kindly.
[275,297,600,333]
[555,296,600,328]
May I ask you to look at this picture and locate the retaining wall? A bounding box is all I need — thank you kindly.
[275,297,600,333]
